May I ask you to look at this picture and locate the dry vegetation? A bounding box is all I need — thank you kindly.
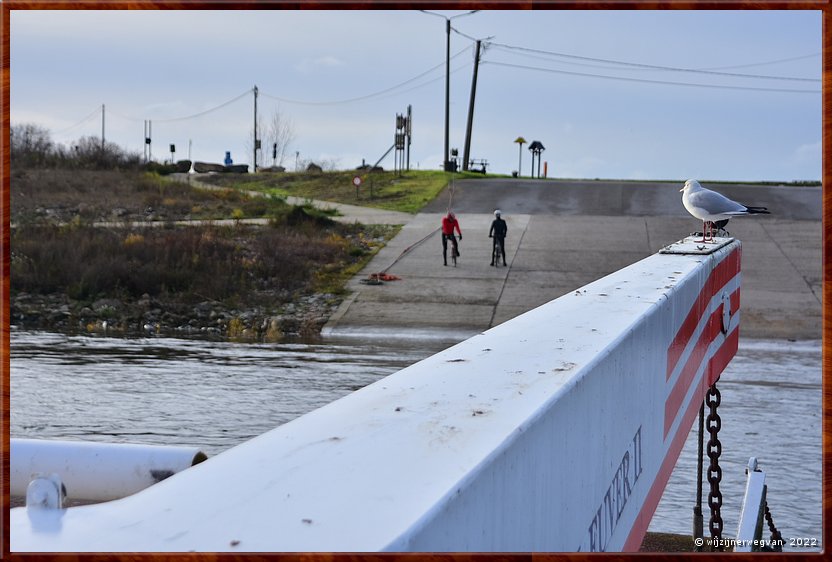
[10,168,289,225]
[10,167,396,339]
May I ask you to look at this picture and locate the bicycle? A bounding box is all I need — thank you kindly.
[491,236,506,267]
[442,233,460,267]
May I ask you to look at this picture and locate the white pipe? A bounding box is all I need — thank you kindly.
[11,438,207,502]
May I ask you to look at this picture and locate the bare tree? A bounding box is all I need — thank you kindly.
[265,109,295,168]
[11,123,53,167]
[248,108,296,170]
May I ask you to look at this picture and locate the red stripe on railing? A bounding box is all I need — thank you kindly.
[663,288,739,439]
[664,306,722,438]
[707,325,739,386]
[622,326,738,552]
[666,248,741,381]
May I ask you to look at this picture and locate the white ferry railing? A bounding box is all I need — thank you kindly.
[11,237,742,553]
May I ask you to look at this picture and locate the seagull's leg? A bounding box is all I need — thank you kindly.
[700,220,707,243]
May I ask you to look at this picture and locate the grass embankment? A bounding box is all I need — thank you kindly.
[10,168,398,339]
[10,168,293,224]
[202,169,487,214]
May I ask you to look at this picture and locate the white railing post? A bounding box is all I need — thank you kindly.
[735,457,768,552]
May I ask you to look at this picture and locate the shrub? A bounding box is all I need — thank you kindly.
[11,223,350,306]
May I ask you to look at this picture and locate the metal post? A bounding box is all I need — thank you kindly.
[514,137,526,177]
[406,105,412,171]
[694,401,705,550]
[253,85,259,173]
[462,40,481,172]
[444,18,451,172]
[518,144,522,176]
[101,104,105,151]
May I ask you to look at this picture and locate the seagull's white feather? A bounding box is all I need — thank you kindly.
[680,179,767,221]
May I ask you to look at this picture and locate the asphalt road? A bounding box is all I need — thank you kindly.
[325,178,822,341]
[422,178,821,220]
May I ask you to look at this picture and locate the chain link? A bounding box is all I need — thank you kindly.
[705,384,724,551]
[764,502,784,552]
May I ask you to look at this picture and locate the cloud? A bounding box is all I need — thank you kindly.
[295,56,344,75]
[791,140,821,164]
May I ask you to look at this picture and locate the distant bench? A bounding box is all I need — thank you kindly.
[467,159,488,174]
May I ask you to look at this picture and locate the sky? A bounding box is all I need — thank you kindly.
[8,9,823,182]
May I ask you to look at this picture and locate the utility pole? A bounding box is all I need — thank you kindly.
[101,104,105,151]
[143,120,150,162]
[444,18,451,172]
[420,11,478,172]
[462,40,481,172]
[253,85,259,173]
[406,105,412,171]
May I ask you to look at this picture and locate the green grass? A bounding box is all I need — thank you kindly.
[201,170,497,214]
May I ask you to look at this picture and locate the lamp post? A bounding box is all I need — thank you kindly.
[421,10,478,172]
[528,140,545,178]
[514,137,526,178]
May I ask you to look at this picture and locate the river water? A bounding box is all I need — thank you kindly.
[9,330,822,552]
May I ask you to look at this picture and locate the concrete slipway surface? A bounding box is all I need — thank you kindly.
[322,178,821,342]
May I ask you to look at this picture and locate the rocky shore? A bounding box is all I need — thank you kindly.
[11,291,343,341]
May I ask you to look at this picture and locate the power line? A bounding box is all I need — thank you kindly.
[488,42,821,83]
[51,106,101,135]
[109,89,252,123]
[353,61,472,103]
[698,52,820,71]
[154,89,253,123]
[483,60,822,94]
[260,46,472,106]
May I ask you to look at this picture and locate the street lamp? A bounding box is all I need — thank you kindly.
[528,140,545,178]
[421,10,478,172]
[514,136,526,178]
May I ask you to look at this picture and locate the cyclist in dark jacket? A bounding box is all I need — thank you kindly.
[489,209,507,266]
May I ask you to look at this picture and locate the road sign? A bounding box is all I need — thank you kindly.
[353,176,362,188]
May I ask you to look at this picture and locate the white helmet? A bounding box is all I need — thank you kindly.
[494,209,501,216]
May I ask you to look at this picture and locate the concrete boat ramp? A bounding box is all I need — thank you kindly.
[324,179,821,341]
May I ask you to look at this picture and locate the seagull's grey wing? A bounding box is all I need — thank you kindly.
[687,188,747,215]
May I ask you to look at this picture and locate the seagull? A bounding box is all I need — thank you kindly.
[680,179,770,242]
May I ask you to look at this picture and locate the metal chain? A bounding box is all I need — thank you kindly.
[764,502,784,551]
[705,383,724,551]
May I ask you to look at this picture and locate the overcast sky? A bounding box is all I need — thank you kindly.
[10,9,822,181]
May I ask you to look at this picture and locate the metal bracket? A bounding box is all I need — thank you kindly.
[721,292,732,334]
[660,236,735,255]
[26,473,66,510]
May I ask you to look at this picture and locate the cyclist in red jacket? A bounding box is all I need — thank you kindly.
[441,212,462,266]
